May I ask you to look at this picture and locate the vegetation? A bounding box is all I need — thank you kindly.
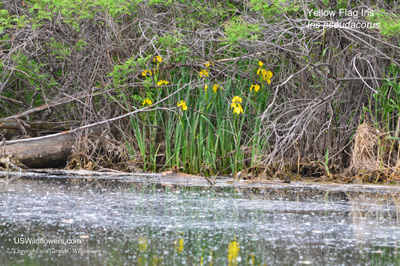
[0,0,399,178]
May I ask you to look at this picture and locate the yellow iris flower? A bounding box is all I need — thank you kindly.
[231,102,244,115]
[258,61,264,67]
[257,69,273,84]
[205,61,214,67]
[153,55,162,63]
[232,96,242,103]
[231,96,243,115]
[142,98,152,106]
[250,84,260,92]
[199,69,209,78]
[157,80,169,86]
[213,84,219,93]
[233,104,243,114]
[264,70,273,84]
[141,70,152,76]
[265,70,273,79]
[177,100,188,111]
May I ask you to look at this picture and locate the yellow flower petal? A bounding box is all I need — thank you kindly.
[205,61,210,67]
[261,69,267,77]
[233,104,243,115]
[199,69,209,78]
[259,61,264,67]
[267,78,271,85]
[157,80,169,86]
[232,96,242,103]
[177,100,188,111]
[266,70,273,79]
[231,102,237,109]
[142,98,152,106]
[213,84,219,93]
[153,55,162,63]
[250,85,260,92]
[141,70,152,77]
[205,84,208,91]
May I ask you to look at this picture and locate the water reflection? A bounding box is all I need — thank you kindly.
[0,179,399,265]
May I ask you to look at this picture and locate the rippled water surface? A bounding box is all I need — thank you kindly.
[1,178,400,265]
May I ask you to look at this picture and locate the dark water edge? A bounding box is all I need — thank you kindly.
[1,175,400,265]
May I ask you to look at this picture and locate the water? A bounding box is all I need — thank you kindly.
[1,178,400,265]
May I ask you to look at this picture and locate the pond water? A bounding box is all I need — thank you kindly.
[0,178,400,265]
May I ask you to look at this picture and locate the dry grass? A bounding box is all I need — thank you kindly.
[351,122,400,174]
[350,123,380,171]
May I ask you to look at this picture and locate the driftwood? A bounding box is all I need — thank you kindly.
[0,131,76,168]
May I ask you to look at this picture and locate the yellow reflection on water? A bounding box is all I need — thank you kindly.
[139,237,148,252]
[174,238,184,253]
[227,240,240,265]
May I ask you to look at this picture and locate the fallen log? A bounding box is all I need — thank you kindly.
[0,131,76,168]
